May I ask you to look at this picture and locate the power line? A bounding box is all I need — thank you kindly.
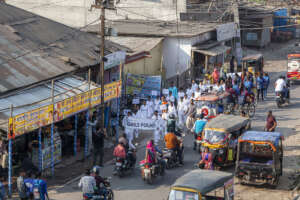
[0,18,100,67]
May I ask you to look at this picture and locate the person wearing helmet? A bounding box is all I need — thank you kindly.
[167,113,176,134]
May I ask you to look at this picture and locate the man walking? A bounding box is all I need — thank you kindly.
[263,72,270,98]
[93,125,106,167]
[17,170,28,200]
[256,73,265,101]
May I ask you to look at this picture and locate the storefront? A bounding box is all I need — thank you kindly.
[0,75,122,194]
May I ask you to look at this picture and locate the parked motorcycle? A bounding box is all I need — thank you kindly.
[83,178,114,200]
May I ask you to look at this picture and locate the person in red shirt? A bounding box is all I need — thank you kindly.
[265,110,277,132]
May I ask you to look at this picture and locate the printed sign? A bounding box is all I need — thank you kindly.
[126,73,161,97]
[125,118,156,130]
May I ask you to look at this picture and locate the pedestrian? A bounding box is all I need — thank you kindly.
[33,173,49,200]
[17,170,28,200]
[191,80,198,92]
[87,112,98,154]
[152,111,162,145]
[256,73,265,101]
[230,56,235,73]
[265,110,277,132]
[0,176,6,200]
[212,68,220,84]
[263,72,270,98]
[92,125,106,167]
[168,82,178,101]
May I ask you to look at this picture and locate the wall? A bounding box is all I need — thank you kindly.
[7,0,186,28]
[124,41,163,76]
[162,31,213,79]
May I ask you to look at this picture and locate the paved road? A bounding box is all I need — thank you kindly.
[49,42,300,200]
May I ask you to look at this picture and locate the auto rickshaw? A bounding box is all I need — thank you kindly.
[201,114,251,168]
[242,54,264,76]
[235,131,283,187]
[195,92,229,119]
[168,169,234,200]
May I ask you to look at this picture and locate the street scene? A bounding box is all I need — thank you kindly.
[1,0,300,200]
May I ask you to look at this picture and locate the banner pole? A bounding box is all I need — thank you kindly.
[8,104,13,197]
[74,114,78,156]
[51,80,55,177]
[38,127,42,172]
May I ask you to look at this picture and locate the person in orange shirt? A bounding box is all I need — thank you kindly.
[164,132,183,165]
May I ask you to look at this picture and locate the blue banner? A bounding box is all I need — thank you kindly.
[126,73,161,97]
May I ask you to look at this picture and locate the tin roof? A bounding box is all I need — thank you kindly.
[0,2,126,94]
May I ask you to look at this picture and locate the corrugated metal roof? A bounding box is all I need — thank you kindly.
[0,2,127,93]
[0,76,97,130]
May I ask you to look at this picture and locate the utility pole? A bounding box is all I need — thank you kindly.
[91,0,106,129]
[232,0,243,70]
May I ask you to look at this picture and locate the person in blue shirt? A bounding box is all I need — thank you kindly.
[168,82,178,101]
[24,173,35,198]
[33,173,49,200]
[0,176,6,200]
[232,80,240,96]
[263,72,270,98]
[243,76,253,93]
[192,114,207,140]
[256,73,265,101]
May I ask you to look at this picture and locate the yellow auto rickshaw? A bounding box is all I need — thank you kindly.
[242,54,264,76]
[168,169,234,200]
[201,114,251,168]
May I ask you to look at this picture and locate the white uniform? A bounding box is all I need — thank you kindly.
[168,104,177,117]
[192,83,198,92]
[154,99,161,113]
[177,100,186,128]
[139,104,149,118]
[146,100,154,118]
[275,78,286,92]
[131,112,140,138]
[152,114,163,144]
[161,112,168,136]
[186,88,193,98]
[178,91,185,98]
[167,95,175,103]
[194,90,201,99]
[122,115,134,142]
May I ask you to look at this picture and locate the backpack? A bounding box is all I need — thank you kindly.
[33,180,41,200]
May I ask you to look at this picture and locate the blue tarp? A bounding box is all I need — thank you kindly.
[240,131,282,146]
[274,8,288,31]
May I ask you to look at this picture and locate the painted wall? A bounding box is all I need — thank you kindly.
[7,0,186,28]
[124,42,163,76]
[162,31,213,79]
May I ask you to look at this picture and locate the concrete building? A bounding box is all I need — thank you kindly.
[7,0,186,28]
[108,37,164,76]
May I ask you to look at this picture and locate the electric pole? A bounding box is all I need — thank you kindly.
[232,0,243,69]
[91,0,106,129]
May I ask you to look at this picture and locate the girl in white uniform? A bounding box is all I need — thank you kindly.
[152,111,163,145]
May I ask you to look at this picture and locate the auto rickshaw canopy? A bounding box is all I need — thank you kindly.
[204,114,250,133]
[239,131,282,151]
[194,92,229,102]
[171,169,233,195]
[242,54,263,62]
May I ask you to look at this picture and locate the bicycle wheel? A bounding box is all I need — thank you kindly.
[247,104,256,118]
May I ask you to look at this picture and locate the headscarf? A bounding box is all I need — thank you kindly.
[146,140,155,163]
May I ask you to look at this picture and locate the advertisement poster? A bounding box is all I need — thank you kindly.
[126,73,161,97]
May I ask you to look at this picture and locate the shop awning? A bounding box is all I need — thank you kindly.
[193,45,231,56]
[0,76,121,138]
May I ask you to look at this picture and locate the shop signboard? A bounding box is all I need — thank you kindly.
[217,23,236,42]
[9,80,121,138]
[126,73,161,97]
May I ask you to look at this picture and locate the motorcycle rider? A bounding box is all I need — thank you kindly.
[91,166,108,198]
[117,134,136,167]
[192,114,207,142]
[164,130,183,165]
[275,76,287,99]
[78,169,97,199]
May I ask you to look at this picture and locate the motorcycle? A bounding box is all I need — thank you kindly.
[113,149,136,177]
[83,178,114,200]
[193,134,202,153]
[162,134,185,169]
[141,154,165,184]
[275,91,289,108]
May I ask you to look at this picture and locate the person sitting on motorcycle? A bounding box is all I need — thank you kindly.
[78,169,97,198]
[167,114,181,137]
[275,75,286,98]
[197,147,213,170]
[164,131,183,165]
[113,141,126,160]
[192,114,207,141]
[118,134,136,166]
[91,166,108,197]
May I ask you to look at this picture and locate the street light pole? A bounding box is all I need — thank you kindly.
[100,2,105,129]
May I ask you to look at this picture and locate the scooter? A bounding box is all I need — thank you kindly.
[275,91,289,108]
[83,178,114,200]
[141,154,165,184]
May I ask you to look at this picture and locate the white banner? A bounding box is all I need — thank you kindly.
[126,118,157,130]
